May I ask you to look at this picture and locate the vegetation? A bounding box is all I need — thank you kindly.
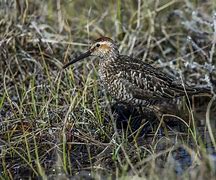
[0,0,216,179]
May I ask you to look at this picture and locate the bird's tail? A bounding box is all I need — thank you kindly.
[189,86,211,95]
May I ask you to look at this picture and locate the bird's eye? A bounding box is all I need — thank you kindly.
[96,44,100,47]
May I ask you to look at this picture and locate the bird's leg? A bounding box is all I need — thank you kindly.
[138,105,145,117]
[149,105,169,139]
[134,106,155,137]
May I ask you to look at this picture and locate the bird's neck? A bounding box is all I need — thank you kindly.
[98,54,117,84]
[99,53,118,67]
[99,48,119,69]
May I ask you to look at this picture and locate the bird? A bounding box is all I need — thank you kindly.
[63,37,210,114]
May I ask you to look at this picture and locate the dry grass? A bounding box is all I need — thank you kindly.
[0,0,216,179]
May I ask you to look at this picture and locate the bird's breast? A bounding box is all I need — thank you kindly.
[99,60,123,99]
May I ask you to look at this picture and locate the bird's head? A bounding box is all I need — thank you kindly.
[63,37,119,69]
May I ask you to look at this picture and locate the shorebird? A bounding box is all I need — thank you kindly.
[63,37,209,113]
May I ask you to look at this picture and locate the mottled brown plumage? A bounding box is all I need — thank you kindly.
[63,37,209,108]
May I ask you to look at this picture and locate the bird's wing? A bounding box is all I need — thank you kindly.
[117,56,195,99]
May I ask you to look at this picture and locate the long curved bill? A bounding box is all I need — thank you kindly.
[63,50,91,69]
